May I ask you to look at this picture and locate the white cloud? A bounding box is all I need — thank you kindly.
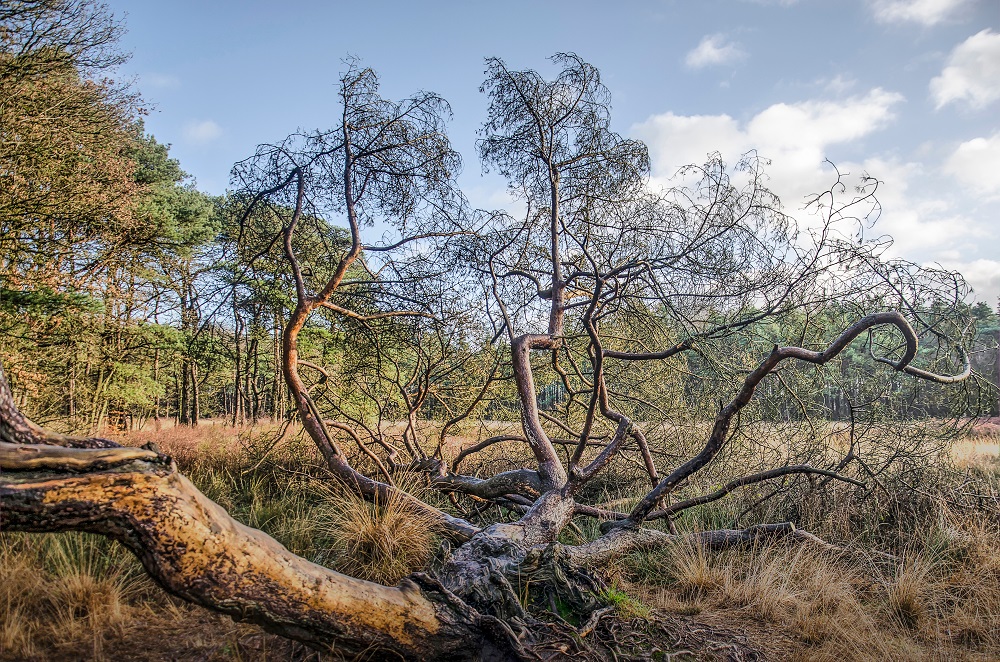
[631,90,999,304]
[869,0,971,26]
[944,132,1000,196]
[633,88,904,203]
[749,90,903,147]
[857,157,979,257]
[931,29,1000,109]
[843,159,998,303]
[684,34,747,69]
[822,75,857,95]
[182,120,222,145]
[940,259,1000,304]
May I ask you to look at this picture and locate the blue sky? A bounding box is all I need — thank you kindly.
[108,0,999,303]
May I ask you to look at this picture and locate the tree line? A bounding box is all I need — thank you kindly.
[2,3,997,440]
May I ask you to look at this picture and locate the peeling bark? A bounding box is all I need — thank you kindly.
[0,441,509,661]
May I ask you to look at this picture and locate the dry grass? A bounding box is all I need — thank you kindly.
[314,479,442,585]
[0,532,328,661]
[116,420,289,469]
[887,555,935,629]
[0,533,142,659]
[613,510,1000,661]
[3,420,999,659]
[952,422,1000,469]
[598,419,1000,660]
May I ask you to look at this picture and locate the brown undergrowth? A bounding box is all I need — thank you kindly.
[609,519,1000,661]
[1,422,998,660]
[604,433,1000,661]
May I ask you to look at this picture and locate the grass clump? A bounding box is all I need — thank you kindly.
[661,541,725,601]
[886,555,934,629]
[613,518,1000,661]
[0,532,149,660]
[315,480,442,585]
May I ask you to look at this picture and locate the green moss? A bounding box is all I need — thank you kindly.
[599,587,651,620]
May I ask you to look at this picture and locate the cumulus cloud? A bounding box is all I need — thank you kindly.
[182,120,222,145]
[831,159,998,303]
[824,157,997,303]
[631,90,999,303]
[944,132,1000,196]
[684,34,747,69]
[869,0,971,26]
[632,88,904,202]
[856,157,982,257]
[931,29,1000,109]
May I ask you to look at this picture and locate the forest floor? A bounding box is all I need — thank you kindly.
[1,421,998,661]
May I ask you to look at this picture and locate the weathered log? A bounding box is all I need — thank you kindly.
[0,441,511,661]
[559,521,897,567]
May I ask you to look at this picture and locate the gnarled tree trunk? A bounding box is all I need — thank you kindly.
[0,362,628,660]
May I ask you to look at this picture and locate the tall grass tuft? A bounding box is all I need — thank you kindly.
[0,532,148,660]
[886,555,934,629]
[315,480,442,585]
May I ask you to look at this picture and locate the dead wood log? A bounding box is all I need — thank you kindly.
[557,521,898,567]
[0,440,513,661]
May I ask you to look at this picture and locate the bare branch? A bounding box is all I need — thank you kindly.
[318,300,434,322]
[646,464,865,520]
[619,311,970,528]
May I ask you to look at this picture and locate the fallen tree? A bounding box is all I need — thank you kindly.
[1,55,977,660]
[0,301,968,658]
